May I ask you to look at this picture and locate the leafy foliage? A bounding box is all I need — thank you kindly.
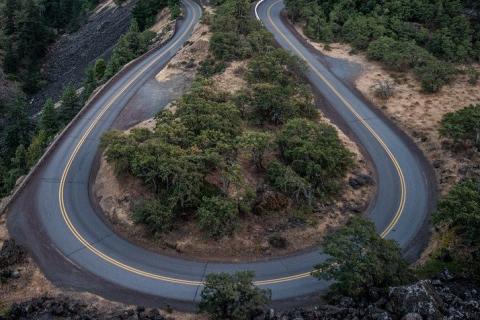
[1,0,100,92]
[199,271,271,320]
[433,179,480,243]
[276,118,354,199]
[101,81,244,237]
[313,216,412,297]
[286,0,480,92]
[440,104,480,149]
[197,196,239,239]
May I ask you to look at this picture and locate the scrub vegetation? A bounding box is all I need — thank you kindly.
[286,0,480,92]
[101,0,355,241]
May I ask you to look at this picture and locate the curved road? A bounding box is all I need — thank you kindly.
[6,0,435,310]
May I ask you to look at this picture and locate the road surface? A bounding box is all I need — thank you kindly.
[6,0,435,310]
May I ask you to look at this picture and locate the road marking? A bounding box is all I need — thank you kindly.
[55,0,407,289]
[263,0,406,239]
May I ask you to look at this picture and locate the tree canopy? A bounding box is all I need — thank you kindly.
[440,104,480,150]
[199,271,271,320]
[286,0,480,92]
[313,216,412,297]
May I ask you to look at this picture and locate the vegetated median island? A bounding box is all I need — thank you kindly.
[99,0,374,261]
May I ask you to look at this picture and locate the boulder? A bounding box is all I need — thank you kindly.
[388,280,444,319]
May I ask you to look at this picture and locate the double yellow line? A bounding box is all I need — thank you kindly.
[265,0,406,239]
[56,0,406,288]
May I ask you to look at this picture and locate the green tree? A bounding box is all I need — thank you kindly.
[439,104,480,149]
[133,198,175,234]
[94,58,107,80]
[238,131,273,169]
[433,179,480,243]
[277,118,354,198]
[313,216,412,297]
[26,130,48,167]
[59,85,80,124]
[40,98,59,138]
[199,271,271,320]
[197,196,239,239]
[1,98,33,160]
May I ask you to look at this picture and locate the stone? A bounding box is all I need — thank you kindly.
[349,174,374,189]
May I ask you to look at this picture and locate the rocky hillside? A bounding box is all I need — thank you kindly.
[29,0,137,113]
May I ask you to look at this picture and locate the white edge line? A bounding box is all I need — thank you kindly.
[255,0,266,21]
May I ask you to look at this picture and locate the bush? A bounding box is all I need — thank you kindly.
[133,199,175,234]
[439,104,480,149]
[433,179,480,243]
[372,79,395,100]
[313,216,412,297]
[199,271,271,320]
[277,118,354,198]
[266,160,313,204]
[414,59,456,93]
[197,196,239,239]
[268,234,288,249]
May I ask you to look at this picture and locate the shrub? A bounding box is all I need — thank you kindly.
[199,271,271,320]
[266,160,313,204]
[372,79,395,100]
[439,104,480,149]
[133,199,175,234]
[197,196,239,239]
[414,59,456,93]
[268,234,288,249]
[433,179,480,243]
[277,118,354,198]
[313,216,412,297]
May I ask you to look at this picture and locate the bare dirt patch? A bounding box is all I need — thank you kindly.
[155,22,211,82]
[211,61,248,93]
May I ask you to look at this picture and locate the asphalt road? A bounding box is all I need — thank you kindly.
[6,0,435,311]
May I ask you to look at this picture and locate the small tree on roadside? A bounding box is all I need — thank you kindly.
[313,216,412,297]
[439,104,480,150]
[372,79,395,100]
[199,271,271,320]
[59,85,80,124]
[197,196,239,239]
[238,131,273,169]
[94,58,107,81]
[40,98,58,138]
[433,179,480,243]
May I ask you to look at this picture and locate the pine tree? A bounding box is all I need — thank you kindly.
[1,98,33,161]
[59,85,80,124]
[40,98,59,138]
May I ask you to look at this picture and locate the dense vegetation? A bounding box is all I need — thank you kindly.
[199,271,271,320]
[102,0,354,240]
[0,0,175,198]
[440,104,480,150]
[418,179,480,281]
[286,0,480,92]
[313,216,412,297]
[1,0,100,93]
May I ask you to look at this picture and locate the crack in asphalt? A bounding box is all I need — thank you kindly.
[65,233,114,258]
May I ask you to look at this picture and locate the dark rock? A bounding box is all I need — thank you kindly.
[349,174,374,189]
[388,280,444,319]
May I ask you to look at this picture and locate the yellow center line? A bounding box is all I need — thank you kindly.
[265,0,406,240]
[56,0,407,288]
